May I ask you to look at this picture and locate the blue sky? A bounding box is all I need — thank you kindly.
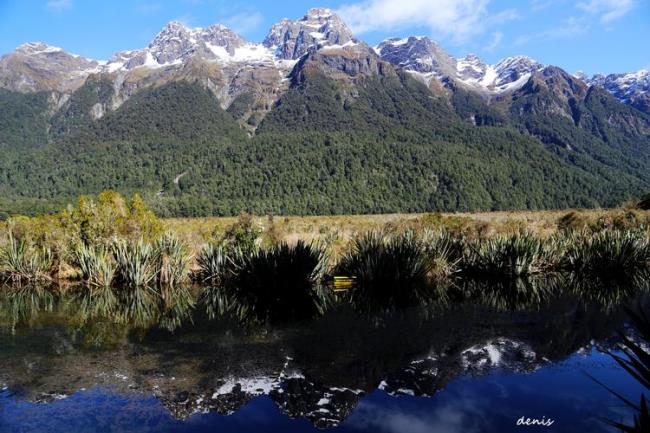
[0,0,648,75]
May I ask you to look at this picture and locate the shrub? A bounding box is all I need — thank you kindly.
[60,191,162,247]
[557,211,589,232]
[221,213,262,255]
[262,214,286,247]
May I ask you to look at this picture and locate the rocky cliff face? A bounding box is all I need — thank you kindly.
[0,42,101,93]
[263,8,357,60]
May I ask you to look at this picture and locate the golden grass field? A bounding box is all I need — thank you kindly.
[164,208,650,256]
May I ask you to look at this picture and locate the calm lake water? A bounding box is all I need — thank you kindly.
[0,284,647,433]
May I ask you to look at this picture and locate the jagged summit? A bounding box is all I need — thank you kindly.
[0,7,647,111]
[585,69,650,113]
[263,7,357,60]
[376,38,541,94]
[105,20,268,71]
[376,36,456,77]
[15,42,64,55]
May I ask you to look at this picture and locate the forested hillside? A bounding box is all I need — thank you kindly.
[1,72,648,217]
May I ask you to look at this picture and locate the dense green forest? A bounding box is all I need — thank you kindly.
[1,72,649,217]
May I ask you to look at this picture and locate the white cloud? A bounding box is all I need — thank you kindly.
[223,11,265,35]
[337,0,518,43]
[135,3,162,14]
[46,0,72,11]
[514,16,589,46]
[484,31,503,52]
[577,0,635,23]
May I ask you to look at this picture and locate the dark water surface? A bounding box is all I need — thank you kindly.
[0,285,646,433]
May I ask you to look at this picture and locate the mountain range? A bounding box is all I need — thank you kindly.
[1,8,649,217]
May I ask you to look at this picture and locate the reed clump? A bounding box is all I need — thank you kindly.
[460,232,561,278]
[563,229,650,276]
[201,240,329,322]
[194,243,234,283]
[335,231,435,307]
[0,233,54,283]
[75,244,115,287]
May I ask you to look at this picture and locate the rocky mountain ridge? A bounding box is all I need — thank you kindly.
[1,7,646,117]
[1,7,649,217]
[582,69,650,114]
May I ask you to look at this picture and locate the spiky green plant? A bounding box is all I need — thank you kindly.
[422,229,464,278]
[154,233,190,288]
[75,244,115,287]
[112,239,157,287]
[335,231,434,308]
[204,241,329,322]
[461,233,560,278]
[563,230,650,276]
[0,233,53,282]
[194,243,235,283]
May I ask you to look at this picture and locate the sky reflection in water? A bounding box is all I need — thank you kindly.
[0,349,638,433]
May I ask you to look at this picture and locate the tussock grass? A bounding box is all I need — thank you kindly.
[0,233,53,283]
[335,231,435,307]
[563,230,650,276]
[75,244,115,287]
[460,233,561,278]
[113,239,158,288]
[155,233,191,288]
[202,241,329,322]
[194,243,233,284]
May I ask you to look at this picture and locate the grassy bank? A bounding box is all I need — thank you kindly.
[1,191,649,283]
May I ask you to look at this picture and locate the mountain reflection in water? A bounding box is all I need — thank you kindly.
[0,276,648,432]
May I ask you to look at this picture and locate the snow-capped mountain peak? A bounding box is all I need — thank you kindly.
[374,39,541,94]
[104,20,274,72]
[585,69,650,112]
[263,8,357,60]
[493,55,542,88]
[1,8,647,114]
[456,54,489,81]
[15,42,64,55]
[376,36,455,76]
